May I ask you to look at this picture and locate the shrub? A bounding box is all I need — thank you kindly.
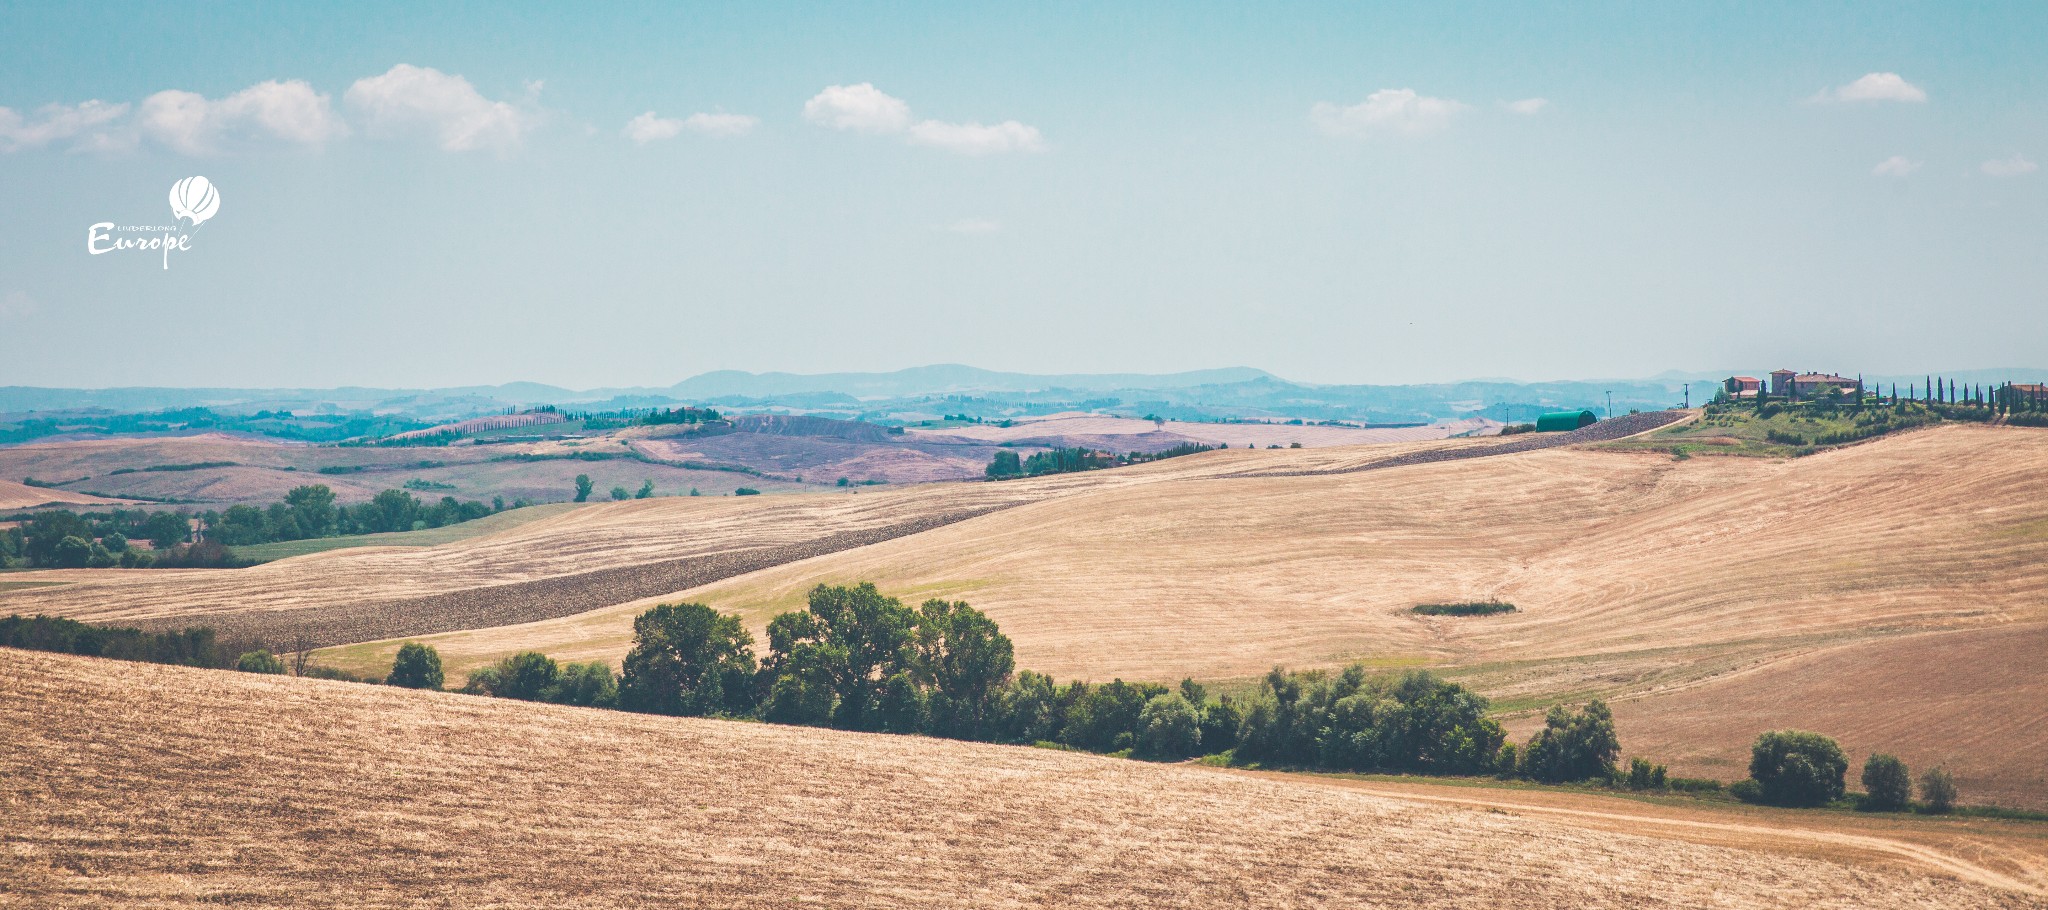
[386,642,445,690]
[236,649,285,674]
[545,661,618,707]
[1920,766,1958,814]
[1625,756,1667,790]
[1412,601,1515,617]
[460,665,503,696]
[1747,730,1847,807]
[1137,693,1202,759]
[1520,701,1619,783]
[734,487,760,496]
[1729,779,1764,803]
[1667,777,1723,794]
[479,651,559,701]
[1861,754,1911,811]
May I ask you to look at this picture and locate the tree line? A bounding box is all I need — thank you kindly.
[986,442,1218,480]
[0,583,1975,814]
[0,483,505,569]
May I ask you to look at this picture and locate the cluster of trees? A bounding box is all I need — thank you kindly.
[0,509,207,569]
[204,485,498,545]
[0,484,505,569]
[0,614,252,668]
[397,584,1636,782]
[1733,730,1960,813]
[985,442,1219,480]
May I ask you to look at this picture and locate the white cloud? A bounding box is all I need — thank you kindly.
[907,120,1044,155]
[1502,97,1549,116]
[1811,72,1927,104]
[944,218,1001,235]
[0,100,130,152]
[623,111,684,144]
[344,64,529,152]
[623,110,758,143]
[683,111,758,138]
[1981,153,2038,177]
[0,290,37,318]
[805,83,1042,155]
[137,80,348,154]
[1310,89,1468,137]
[803,83,911,133]
[1871,155,1920,177]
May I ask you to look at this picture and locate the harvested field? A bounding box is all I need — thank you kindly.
[914,412,1500,450]
[1227,408,1689,477]
[2,649,2038,909]
[1603,623,2048,811]
[0,478,135,510]
[133,504,1021,649]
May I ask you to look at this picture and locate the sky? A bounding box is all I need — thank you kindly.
[0,1,2043,390]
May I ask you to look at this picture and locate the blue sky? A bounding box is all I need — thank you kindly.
[1,2,2043,389]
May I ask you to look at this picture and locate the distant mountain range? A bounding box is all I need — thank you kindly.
[2,364,2041,426]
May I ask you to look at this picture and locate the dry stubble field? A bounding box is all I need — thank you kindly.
[3,650,2042,909]
[7,423,2046,806]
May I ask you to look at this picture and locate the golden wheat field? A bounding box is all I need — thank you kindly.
[3,650,2042,909]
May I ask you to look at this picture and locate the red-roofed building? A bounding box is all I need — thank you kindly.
[1722,376,1762,399]
[1769,369,1861,400]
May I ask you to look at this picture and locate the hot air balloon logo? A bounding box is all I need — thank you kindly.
[168,176,220,227]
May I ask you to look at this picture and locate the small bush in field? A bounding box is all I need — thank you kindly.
[1920,766,1958,814]
[386,642,444,690]
[1860,754,1911,811]
[236,650,285,674]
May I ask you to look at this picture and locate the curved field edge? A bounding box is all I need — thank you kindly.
[3,649,2038,910]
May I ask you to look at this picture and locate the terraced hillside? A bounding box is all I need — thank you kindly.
[3,650,2038,909]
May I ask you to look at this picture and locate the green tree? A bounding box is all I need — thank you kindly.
[24,510,92,565]
[761,583,920,731]
[875,670,929,733]
[1861,753,1911,811]
[283,484,337,537]
[634,479,654,499]
[911,598,1015,739]
[544,661,618,707]
[1138,693,1202,758]
[51,535,93,568]
[142,511,191,549]
[1747,730,1848,807]
[236,649,285,674]
[574,474,594,502]
[482,651,560,701]
[212,504,270,545]
[995,670,1066,743]
[617,602,758,717]
[1520,700,1620,783]
[386,642,445,690]
[1920,766,1958,813]
[362,489,422,533]
[610,485,630,501]
[985,450,1023,479]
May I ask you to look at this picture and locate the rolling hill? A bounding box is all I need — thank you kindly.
[3,650,2038,909]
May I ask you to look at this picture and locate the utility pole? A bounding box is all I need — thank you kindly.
[1605,391,1613,420]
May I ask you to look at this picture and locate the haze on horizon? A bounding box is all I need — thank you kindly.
[1,2,2043,391]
